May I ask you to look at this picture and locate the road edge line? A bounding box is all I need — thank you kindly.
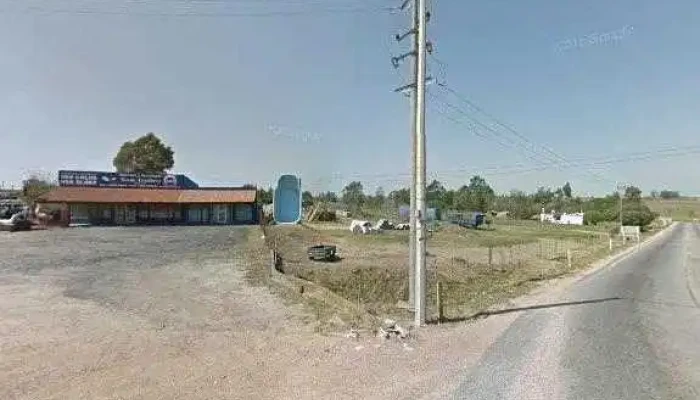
[574,222,679,284]
[685,225,700,309]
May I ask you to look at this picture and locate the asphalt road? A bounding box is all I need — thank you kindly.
[453,223,700,399]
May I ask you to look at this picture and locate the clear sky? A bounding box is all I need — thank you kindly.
[1,0,699,196]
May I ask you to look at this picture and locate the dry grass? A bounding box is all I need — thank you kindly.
[239,226,379,331]
[645,197,700,221]
[259,220,657,325]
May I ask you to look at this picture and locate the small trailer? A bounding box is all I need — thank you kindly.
[451,212,486,229]
[307,244,338,262]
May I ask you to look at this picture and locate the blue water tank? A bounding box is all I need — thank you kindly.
[273,175,302,224]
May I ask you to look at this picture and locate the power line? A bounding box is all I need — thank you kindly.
[428,89,615,186]
[428,53,616,186]
[298,145,700,189]
[1,2,397,18]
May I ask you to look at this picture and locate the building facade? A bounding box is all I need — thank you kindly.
[40,170,258,226]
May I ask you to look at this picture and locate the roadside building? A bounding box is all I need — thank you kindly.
[39,170,258,226]
[539,208,585,226]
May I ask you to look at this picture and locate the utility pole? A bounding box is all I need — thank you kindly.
[413,0,429,327]
[392,0,432,326]
[408,0,418,312]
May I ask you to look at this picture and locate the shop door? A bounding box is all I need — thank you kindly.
[114,206,126,224]
[187,207,201,223]
[213,204,228,225]
[125,206,137,224]
[234,204,253,223]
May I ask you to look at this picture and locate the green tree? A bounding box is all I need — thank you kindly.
[22,174,55,206]
[621,202,656,228]
[256,187,273,204]
[427,180,447,209]
[624,186,642,201]
[341,181,365,212]
[317,191,338,203]
[302,191,314,208]
[113,133,175,174]
[562,182,572,198]
[452,186,471,211]
[533,186,554,206]
[467,175,495,212]
[374,186,386,203]
[388,187,410,207]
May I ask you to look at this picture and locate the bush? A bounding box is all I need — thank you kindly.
[583,199,656,229]
[316,209,337,222]
[622,204,656,229]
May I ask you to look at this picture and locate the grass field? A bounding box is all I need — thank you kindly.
[251,217,656,330]
[645,197,700,221]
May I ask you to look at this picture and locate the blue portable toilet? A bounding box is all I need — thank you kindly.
[273,174,302,224]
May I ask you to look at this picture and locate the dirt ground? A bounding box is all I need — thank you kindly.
[0,224,662,400]
[0,226,520,400]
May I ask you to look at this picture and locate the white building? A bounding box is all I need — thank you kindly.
[540,209,584,226]
[559,212,584,225]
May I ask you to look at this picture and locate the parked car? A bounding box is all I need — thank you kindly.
[0,212,32,232]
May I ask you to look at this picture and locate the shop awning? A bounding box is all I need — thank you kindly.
[40,187,257,204]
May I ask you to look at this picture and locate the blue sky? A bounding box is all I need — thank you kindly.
[1,0,699,196]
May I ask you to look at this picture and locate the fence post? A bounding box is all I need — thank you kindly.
[436,281,443,324]
[488,246,493,267]
[509,246,513,267]
[609,235,613,252]
[567,249,572,269]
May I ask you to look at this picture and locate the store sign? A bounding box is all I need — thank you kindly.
[58,170,180,188]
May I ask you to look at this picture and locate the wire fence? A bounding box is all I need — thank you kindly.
[255,220,637,326]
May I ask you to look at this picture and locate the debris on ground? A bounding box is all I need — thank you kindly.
[346,328,360,340]
[395,223,410,230]
[377,319,410,340]
[349,220,381,234]
[375,219,394,230]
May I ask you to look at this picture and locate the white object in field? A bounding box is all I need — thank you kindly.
[349,220,374,234]
[539,211,585,225]
[559,213,584,225]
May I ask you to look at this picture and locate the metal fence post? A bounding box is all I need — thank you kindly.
[436,281,443,324]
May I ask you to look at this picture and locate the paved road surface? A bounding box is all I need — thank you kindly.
[454,223,700,399]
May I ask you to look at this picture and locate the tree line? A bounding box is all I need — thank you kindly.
[257,175,663,227]
[12,131,680,229]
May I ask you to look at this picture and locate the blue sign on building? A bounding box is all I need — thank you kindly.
[58,170,199,189]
